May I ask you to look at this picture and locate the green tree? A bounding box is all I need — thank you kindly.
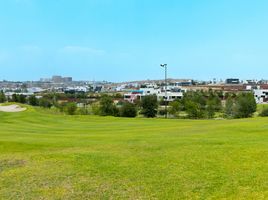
[64,102,77,115]
[206,100,216,119]
[224,97,234,118]
[39,98,52,108]
[91,102,100,115]
[99,95,119,116]
[11,94,18,102]
[168,100,182,117]
[0,91,6,103]
[234,93,256,118]
[185,101,205,119]
[209,93,222,112]
[28,95,38,106]
[206,94,222,118]
[120,102,137,118]
[182,91,206,111]
[114,93,123,99]
[18,94,26,104]
[141,95,158,118]
[259,107,268,117]
[77,107,89,115]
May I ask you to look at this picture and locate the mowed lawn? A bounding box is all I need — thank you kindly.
[0,107,268,199]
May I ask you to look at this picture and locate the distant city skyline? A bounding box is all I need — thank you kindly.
[1,0,268,82]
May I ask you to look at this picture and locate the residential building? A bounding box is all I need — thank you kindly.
[124,87,185,103]
[226,78,240,84]
[254,88,268,104]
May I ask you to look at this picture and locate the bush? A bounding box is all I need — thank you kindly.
[99,95,119,116]
[141,95,158,118]
[234,93,256,118]
[259,108,268,117]
[54,102,65,112]
[168,101,182,117]
[11,94,18,102]
[0,91,6,103]
[77,107,89,115]
[28,95,39,106]
[91,103,100,115]
[185,101,205,119]
[120,102,137,118]
[158,109,167,116]
[64,102,77,115]
[224,97,234,118]
[206,100,216,119]
[39,98,52,108]
[18,94,26,104]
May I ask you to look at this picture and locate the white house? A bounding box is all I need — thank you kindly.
[254,89,268,104]
[124,87,185,103]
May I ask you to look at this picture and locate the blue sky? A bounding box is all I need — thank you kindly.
[1,0,268,82]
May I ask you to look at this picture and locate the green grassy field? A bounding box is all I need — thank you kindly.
[0,106,268,199]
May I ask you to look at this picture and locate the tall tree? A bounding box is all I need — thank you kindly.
[141,95,158,118]
[0,91,6,103]
[185,101,205,119]
[28,95,38,106]
[234,93,256,118]
[99,94,119,116]
[11,94,18,102]
[18,94,26,104]
[168,100,182,117]
[224,97,234,118]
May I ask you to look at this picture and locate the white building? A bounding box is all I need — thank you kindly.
[124,87,185,103]
[157,91,183,102]
[254,89,268,104]
[140,88,161,95]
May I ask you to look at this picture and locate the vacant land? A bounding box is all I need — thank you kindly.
[0,106,268,199]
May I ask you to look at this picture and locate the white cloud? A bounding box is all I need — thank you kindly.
[59,46,106,56]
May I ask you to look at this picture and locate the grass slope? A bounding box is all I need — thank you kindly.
[0,106,268,199]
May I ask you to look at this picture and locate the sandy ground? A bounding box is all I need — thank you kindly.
[0,105,27,112]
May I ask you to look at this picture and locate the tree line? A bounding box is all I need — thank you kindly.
[0,90,262,119]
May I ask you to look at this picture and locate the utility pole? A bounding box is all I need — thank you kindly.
[160,64,168,118]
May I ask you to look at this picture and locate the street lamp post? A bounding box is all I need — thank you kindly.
[160,64,168,118]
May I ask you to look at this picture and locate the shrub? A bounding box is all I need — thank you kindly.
[99,95,119,116]
[28,95,39,106]
[234,93,256,118]
[141,95,158,118]
[64,102,77,115]
[120,102,137,118]
[91,102,100,115]
[0,91,6,103]
[206,100,216,119]
[259,107,268,117]
[11,94,18,102]
[19,95,26,104]
[168,101,182,117]
[224,97,234,118]
[39,98,52,108]
[185,101,205,119]
[158,109,167,116]
[77,107,89,115]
